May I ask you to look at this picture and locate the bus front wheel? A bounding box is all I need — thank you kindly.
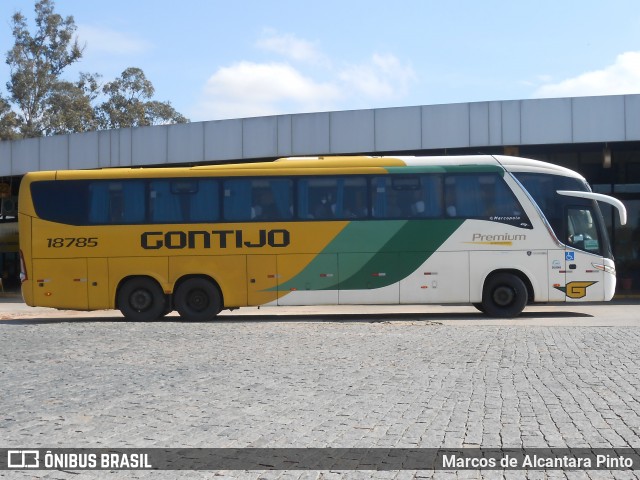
[174,277,221,321]
[118,277,166,321]
[481,273,528,318]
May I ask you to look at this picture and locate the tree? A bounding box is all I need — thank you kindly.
[0,96,19,140]
[5,0,83,137]
[2,1,189,139]
[96,67,188,130]
[46,73,101,135]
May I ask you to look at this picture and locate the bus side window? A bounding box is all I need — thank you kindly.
[149,179,220,223]
[225,178,293,222]
[371,175,443,219]
[150,180,182,222]
[444,173,524,221]
[89,181,145,224]
[33,181,90,225]
[223,179,253,221]
[342,177,368,219]
[252,179,293,221]
[189,179,219,222]
[371,177,401,218]
[118,182,145,223]
[298,178,337,220]
[413,175,443,218]
[445,175,483,217]
[89,183,110,224]
[488,175,523,217]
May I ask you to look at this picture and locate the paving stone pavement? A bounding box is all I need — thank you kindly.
[1,305,640,479]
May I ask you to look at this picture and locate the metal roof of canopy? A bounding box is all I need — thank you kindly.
[1,94,639,176]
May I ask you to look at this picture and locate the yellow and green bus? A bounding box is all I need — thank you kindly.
[18,155,627,320]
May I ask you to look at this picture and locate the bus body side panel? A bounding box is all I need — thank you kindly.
[469,250,547,303]
[32,258,88,309]
[338,252,400,304]
[88,258,109,310]
[273,219,468,306]
[563,249,606,302]
[431,219,552,304]
[400,251,470,304]
[277,253,339,305]
[603,258,617,300]
[547,249,567,302]
[273,251,473,306]
[247,255,278,306]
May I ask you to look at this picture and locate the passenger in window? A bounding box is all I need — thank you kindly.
[410,190,426,217]
[110,193,124,222]
[385,193,402,217]
[314,195,334,219]
[255,191,279,220]
[345,191,368,218]
[445,189,457,217]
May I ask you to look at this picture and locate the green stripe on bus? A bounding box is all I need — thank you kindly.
[337,219,464,290]
[273,219,464,292]
[273,221,404,292]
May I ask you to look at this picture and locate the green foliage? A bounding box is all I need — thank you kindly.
[1,0,189,140]
[96,68,189,130]
[46,73,102,135]
[5,0,83,137]
[0,96,19,140]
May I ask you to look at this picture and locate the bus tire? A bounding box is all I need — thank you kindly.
[174,277,221,321]
[118,277,166,321]
[481,272,528,318]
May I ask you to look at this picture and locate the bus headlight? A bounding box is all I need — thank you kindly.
[592,263,615,275]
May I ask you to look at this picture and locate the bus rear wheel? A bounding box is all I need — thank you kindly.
[174,278,221,321]
[118,277,166,321]
[481,272,528,318]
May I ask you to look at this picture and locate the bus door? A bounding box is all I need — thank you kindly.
[556,190,627,301]
[32,258,89,309]
[562,206,606,301]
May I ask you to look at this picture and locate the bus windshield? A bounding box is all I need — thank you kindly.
[513,172,613,259]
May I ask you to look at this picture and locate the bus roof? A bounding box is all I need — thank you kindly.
[23,154,586,181]
[204,154,586,180]
[395,155,585,180]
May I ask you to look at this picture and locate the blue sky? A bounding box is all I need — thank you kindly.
[1,0,640,122]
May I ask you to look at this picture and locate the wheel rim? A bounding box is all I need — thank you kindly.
[493,285,515,306]
[130,289,152,311]
[187,288,209,312]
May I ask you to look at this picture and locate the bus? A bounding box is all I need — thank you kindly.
[18,155,627,320]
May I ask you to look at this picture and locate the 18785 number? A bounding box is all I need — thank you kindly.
[46,237,98,248]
